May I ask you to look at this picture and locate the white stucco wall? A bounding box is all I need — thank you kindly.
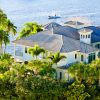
[56,68,69,81]
[57,51,81,67]
[14,44,99,65]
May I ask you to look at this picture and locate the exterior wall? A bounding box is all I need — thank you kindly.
[56,51,99,81]
[14,44,99,64]
[57,51,89,67]
[80,36,91,44]
[14,44,33,62]
[79,29,93,44]
[22,45,33,61]
[14,44,45,62]
[56,68,70,81]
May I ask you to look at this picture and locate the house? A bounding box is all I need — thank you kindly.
[13,21,100,80]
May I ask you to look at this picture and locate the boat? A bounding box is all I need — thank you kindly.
[48,14,61,19]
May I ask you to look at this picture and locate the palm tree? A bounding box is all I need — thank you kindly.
[4,19,17,35]
[0,9,17,35]
[0,9,7,26]
[28,45,45,59]
[48,52,66,65]
[19,22,43,38]
[0,30,10,52]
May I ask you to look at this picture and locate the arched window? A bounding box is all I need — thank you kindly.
[86,35,87,38]
[88,35,90,38]
[83,35,85,38]
[81,55,84,61]
[25,47,27,53]
[59,72,62,80]
[81,35,82,38]
[75,54,77,59]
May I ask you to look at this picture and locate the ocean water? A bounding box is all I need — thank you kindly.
[0,0,100,55]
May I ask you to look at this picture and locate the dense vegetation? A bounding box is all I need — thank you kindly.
[0,9,100,100]
[0,9,17,50]
[1,52,100,100]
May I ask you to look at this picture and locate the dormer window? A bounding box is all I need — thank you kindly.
[81,35,82,38]
[88,35,90,38]
[83,35,85,38]
[86,35,87,38]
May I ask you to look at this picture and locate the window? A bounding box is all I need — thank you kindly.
[25,47,27,53]
[81,35,82,38]
[75,54,77,59]
[59,72,62,80]
[95,44,100,49]
[83,35,85,38]
[98,52,100,58]
[88,35,90,38]
[81,55,84,61]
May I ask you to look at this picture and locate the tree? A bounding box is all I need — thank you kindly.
[4,19,17,35]
[64,82,90,100]
[28,45,45,59]
[27,60,56,78]
[0,9,17,35]
[0,30,10,49]
[0,9,17,54]
[0,9,7,27]
[48,52,66,65]
[90,60,100,86]
[19,22,43,38]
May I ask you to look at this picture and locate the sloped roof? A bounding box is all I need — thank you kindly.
[13,29,98,54]
[61,36,98,53]
[13,22,100,53]
[13,30,63,52]
[52,26,79,40]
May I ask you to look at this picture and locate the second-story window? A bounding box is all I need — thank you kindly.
[81,55,84,61]
[86,35,87,38]
[83,35,85,38]
[75,54,77,59]
[81,35,82,38]
[88,35,90,38]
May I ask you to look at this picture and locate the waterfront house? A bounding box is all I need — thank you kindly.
[13,21,100,80]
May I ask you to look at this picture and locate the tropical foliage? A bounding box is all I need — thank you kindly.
[1,8,100,100]
[0,9,17,53]
[48,52,66,65]
[28,45,45,59]
[0,53,90,100]
[19,22,43,38]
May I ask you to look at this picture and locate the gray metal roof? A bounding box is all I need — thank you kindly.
[53,26,79,40]
[61,36,98,53]
[13,30,63,52]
